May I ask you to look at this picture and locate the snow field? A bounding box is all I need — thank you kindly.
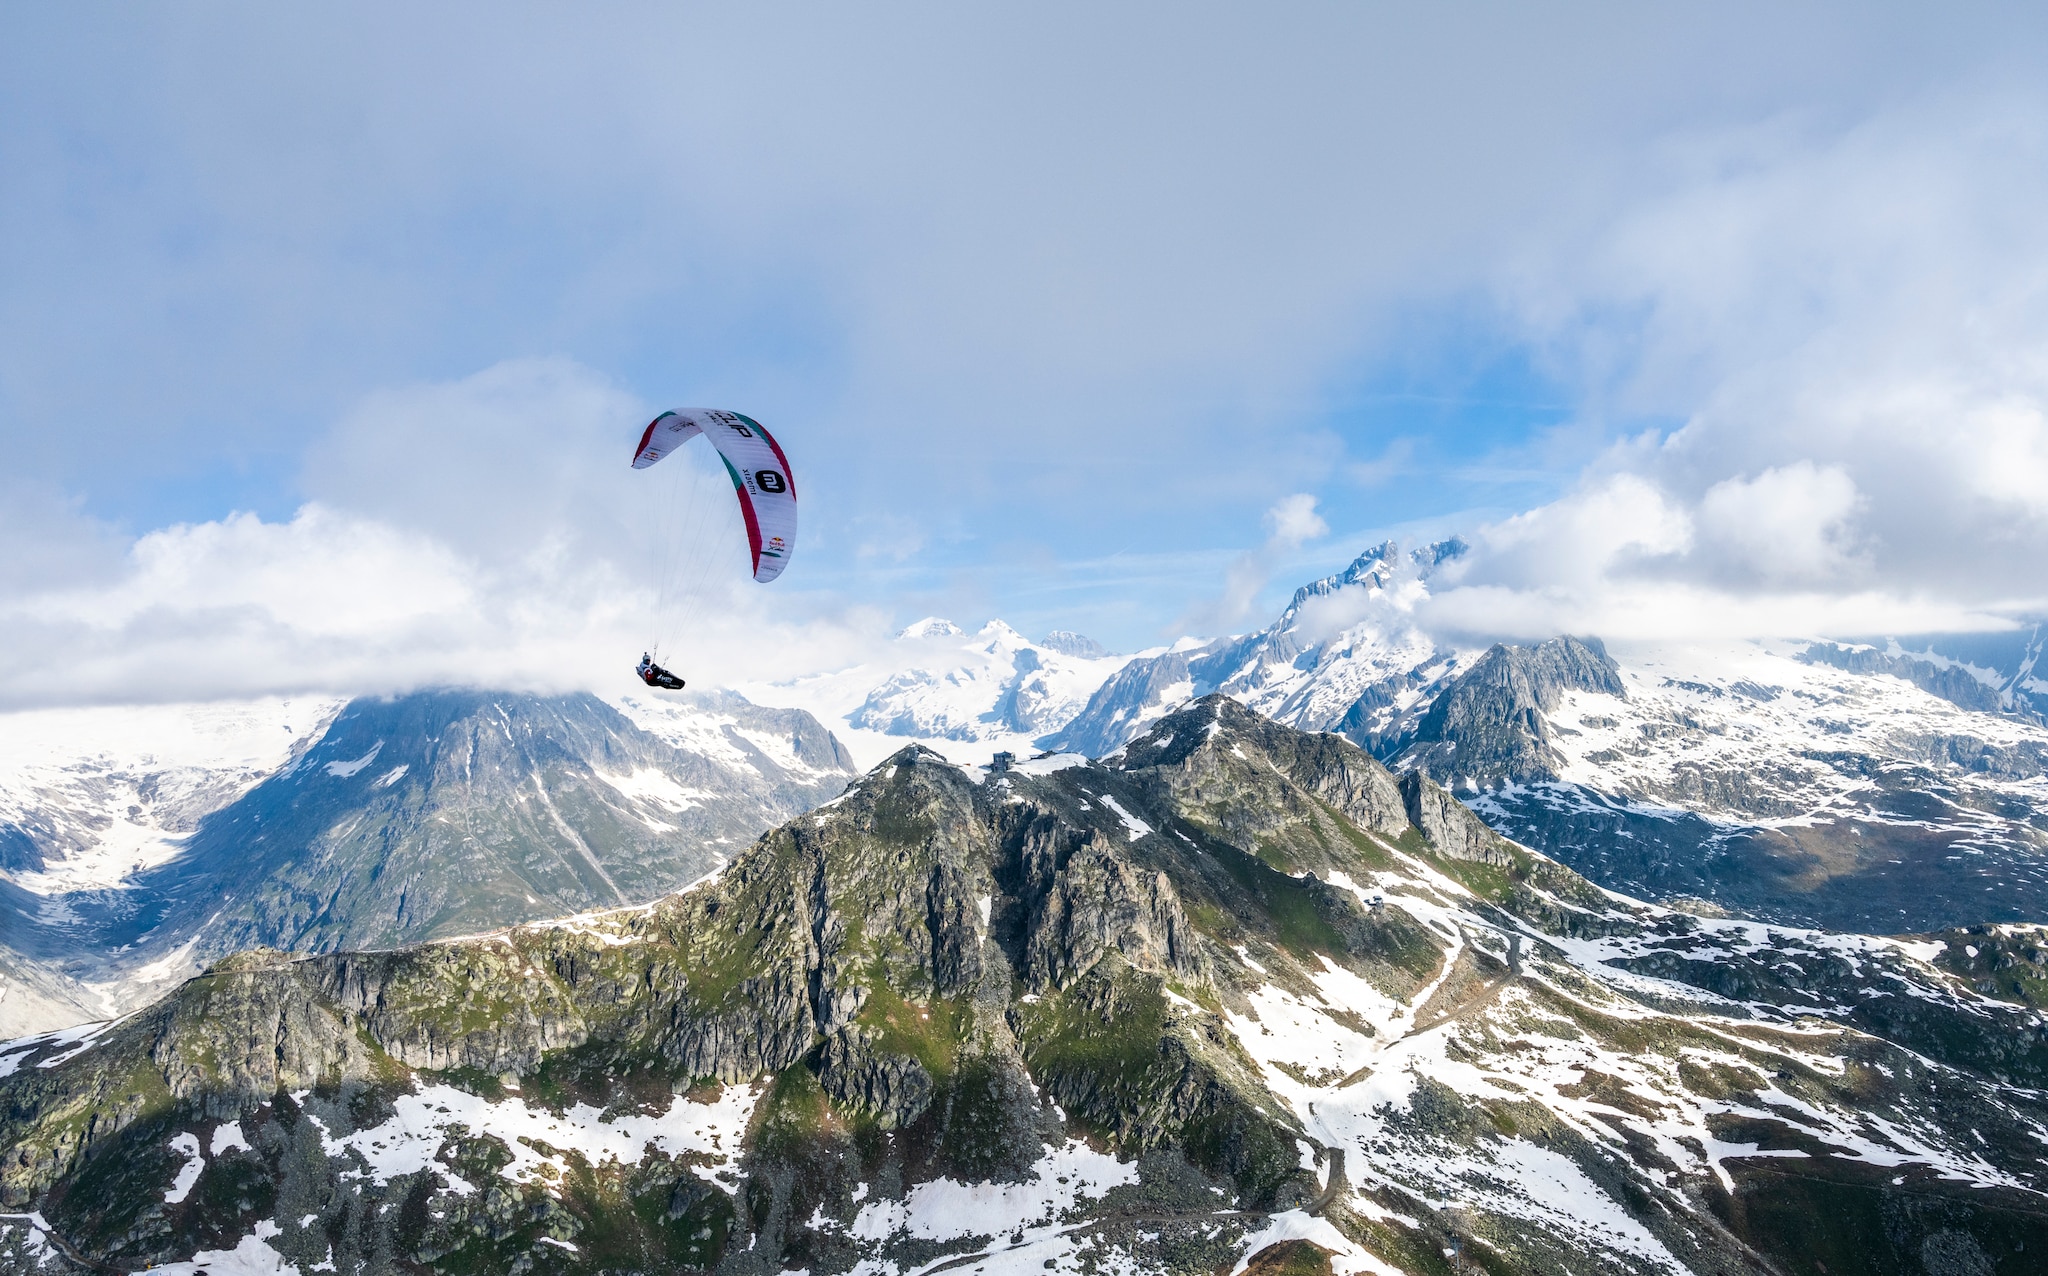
[0,697,345,895]
[302,1077,763,1198]
[807,1138,1143,1276]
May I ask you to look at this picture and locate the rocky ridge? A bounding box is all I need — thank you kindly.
[5,698,2046,1275]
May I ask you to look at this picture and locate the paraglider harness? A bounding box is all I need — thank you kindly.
[637,653,685,690]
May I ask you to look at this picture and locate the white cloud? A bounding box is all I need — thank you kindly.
[6,15,2048,683]
[1179,494,1332,636]
[1423,83,2048,640]
[1694,462,1863,585]
[1264,494,1329,548]
[0,361,914,709]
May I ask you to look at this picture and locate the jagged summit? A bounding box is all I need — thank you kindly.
[1047,541,1462,758]
[10,696,2047,1275]
[1394,635,1626,786]
[1281,536,1466,617]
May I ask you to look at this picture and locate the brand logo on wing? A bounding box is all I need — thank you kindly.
[754,470,787,494]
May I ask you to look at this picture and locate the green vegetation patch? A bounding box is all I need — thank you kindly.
[521,1037,690,1116]
[1931,926,2048,1010]
[1205,842,1346,959]
[45,1103,185,1263]
[1323,807,1399,874]
[1242,1238,1336,1276]
[753,1063,841,1161]
[1433,854,1522,903]
[1014,961,1176,1129]
[1177,1105,1302,1205]
[869,771,940,849]
[853,972,968,1080]
[935,1053,1027,1179]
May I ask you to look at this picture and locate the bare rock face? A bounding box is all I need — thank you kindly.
[1115,695,1411,859]
[1397,771,1513,867]
[1397,635,1625,785]
[815,1025,934,1129]
[1006,814,1200,992]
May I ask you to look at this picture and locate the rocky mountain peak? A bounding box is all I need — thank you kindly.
[1395,634,1625,786]
[1,687,857,1035]
[1282,536,1467,618]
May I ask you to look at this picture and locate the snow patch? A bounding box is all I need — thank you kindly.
[1232,1210,1399,1276]
[164,1131,205,1203]
[148,1219,299,1276]
[324,742,383,778]
[1098,794,1153,841]
[834,1138,1137,1254]
[310,1078,763,1196]
[1010,752,1090,776]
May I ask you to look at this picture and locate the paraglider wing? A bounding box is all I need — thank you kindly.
[631,409,798,582]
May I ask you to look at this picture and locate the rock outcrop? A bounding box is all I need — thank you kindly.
[1396,635,1625,785]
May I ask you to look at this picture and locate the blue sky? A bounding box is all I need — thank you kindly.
[6,4,2048,704]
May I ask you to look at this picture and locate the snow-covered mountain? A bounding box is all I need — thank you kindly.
[743,618,1133,769]
[1049,539,1471,755]
[0,698,346,889]
[8,541,2042,1033]
[1442,636,2048,932]
[0,689,855,1035]
[1045,540,2048,933]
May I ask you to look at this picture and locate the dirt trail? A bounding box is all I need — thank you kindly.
[1408,930,1523,1035]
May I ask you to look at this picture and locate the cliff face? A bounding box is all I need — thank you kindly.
[6,696,2048,1276]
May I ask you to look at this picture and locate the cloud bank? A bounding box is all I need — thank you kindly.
[1419,85,2048,641]
[4,9,2048,706]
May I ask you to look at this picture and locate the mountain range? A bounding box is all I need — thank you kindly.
[9,540,2046,1039]
[744,541,2048,935]
[6,697,2046,1276]
[0,690,855,1035]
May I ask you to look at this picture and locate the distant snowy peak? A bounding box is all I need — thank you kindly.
[1281,535,1465,619]
[1036,630,1109,659]
[1802,627,2048,719]
[896,617,965,639]
[1050,538,1469,757]
[0,697,346,890]
[844,620,1131,746]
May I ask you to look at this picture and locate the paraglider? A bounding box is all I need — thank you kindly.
[629,409,798,687]
[636,653,685,690]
